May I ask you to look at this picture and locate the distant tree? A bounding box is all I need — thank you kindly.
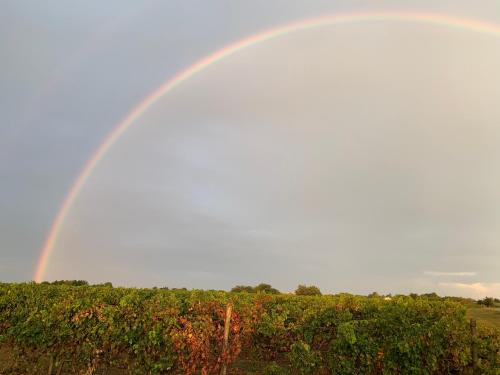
[368,292,380,298]
[295,285,322,296]
[94,282,113,287]
[254,283,280,294]
[231,285,254,293]
[230,283,280,294]
[51,280,88,286]
[421,292,440,299]
[477,297,495,307]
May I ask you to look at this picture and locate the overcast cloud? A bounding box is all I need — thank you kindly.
[2,1,500,297]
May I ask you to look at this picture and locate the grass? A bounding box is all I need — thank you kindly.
[0,345,13,371]
[231,358,272,374]
[467,306,500,329]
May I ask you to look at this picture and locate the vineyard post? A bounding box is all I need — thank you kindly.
[470,318,478,374]
[48,353,54,375]
[220,303,233,375]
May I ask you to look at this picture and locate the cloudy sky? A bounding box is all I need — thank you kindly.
[2,1,500,297]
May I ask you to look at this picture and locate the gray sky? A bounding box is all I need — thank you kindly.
[2,1,500,297]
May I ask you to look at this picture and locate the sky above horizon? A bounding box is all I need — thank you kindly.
[2,1,500,298]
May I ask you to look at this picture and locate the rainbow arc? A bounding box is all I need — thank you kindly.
[34,11,500,282]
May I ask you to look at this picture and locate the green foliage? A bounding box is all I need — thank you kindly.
[295,285,322,296]
[263,361,288,375]
[288,341,321,374]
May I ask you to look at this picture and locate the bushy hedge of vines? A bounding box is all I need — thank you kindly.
[0,283,498,374]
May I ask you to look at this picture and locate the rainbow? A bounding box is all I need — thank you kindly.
[34,11,500,282]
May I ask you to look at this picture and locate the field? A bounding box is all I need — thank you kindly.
[467,307,500,330]
[1,283,499,374]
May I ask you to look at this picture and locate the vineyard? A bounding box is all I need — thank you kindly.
[0,283,499,374]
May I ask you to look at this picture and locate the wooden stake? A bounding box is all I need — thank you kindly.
[220,303,232,375]
[48,353,54,375]
[56,361,64,375]
[470,318,478,374]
